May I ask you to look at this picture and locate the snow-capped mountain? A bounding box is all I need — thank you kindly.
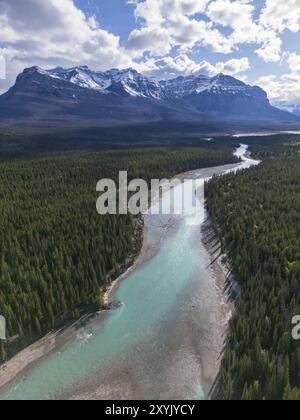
[12,65,266,101]
[0,65,298,124]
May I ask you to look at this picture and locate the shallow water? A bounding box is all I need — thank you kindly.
[0,145,258,400]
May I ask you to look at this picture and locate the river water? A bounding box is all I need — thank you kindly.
[0,144,258,400]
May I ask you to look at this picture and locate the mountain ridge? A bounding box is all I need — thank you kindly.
[0,65,298,125]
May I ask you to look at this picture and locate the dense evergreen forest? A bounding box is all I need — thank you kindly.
[0,122,240,154]
[0,145,238,362]
[206,135,300,400]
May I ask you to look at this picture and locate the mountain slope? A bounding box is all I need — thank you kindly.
[292,105,300,116]
[0,66,298,124]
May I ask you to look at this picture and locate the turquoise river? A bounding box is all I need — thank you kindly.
[0,144,258,400]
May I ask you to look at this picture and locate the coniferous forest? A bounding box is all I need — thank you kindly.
[206,136,300,400]
[0,145,238,362]
[2,131,300,401]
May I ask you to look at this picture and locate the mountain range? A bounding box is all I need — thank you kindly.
[0,66,298,125]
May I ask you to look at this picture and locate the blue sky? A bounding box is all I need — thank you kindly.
[0,0,300,108]
[75,0,137,39]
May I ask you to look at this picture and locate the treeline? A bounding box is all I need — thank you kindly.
[206,136,300,400]
[0,146,238,362]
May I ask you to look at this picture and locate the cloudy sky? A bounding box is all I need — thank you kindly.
[0,0,300,108]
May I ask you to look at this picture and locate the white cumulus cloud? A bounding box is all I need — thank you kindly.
[138,54,250,79]
[256,52,300,108]
[260,0,300,33]
[256,73,300,109]
[0,0,132,90]
[126,0,233,57]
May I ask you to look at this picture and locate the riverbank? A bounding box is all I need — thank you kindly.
[202,217,240,308]
[103,218,145,307]
[201,216,239,399]
[0,302,132,393]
